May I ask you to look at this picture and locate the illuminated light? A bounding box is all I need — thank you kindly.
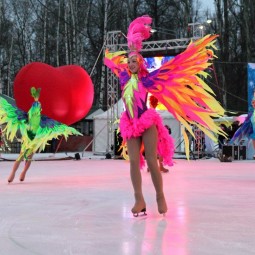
[145,56,174,110]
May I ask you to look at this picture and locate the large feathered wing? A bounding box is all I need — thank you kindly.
[21,115,82,156]
[0,96,82,158]
[142,34,226,158]
[0,96,28,141]
[104,49,128,77]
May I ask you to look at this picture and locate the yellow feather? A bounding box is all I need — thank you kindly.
[181,126,190,160]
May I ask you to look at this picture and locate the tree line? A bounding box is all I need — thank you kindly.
[0,0,254,116]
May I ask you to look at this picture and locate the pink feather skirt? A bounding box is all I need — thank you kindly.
[119,108,175,168]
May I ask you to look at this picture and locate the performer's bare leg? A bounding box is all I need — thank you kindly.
[143,125,167,214]
[158,156,169,173]
[19,154,34,182]
[127,137,146,216]
[8,155,24,183]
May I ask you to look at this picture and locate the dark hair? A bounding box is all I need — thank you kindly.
[220,123,227,130]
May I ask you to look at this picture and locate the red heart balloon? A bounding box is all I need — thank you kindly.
[13,62,94,125]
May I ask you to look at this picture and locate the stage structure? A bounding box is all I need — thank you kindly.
[102,30,201,156]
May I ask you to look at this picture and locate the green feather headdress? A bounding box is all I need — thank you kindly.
[31,87,41,101]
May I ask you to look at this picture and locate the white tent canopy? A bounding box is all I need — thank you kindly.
[93,100,181,154]
[93,100,124,154]
[156,110,182,149]
[85,108,104,120]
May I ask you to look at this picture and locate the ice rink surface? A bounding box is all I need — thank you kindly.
[0,153,255,255]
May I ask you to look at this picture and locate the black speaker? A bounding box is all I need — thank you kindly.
[233,145,239,160]
[74,153,81,160]
[220,145,233,162]
[105,153,112,159]
[222,145,233,157]
[239,146,246,160]
[219,155,232,162]
[221,145,246,161]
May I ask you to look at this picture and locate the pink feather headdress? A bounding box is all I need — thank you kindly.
[126,15,152,77]
[127,15,152,53]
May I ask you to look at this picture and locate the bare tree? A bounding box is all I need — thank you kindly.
[213,0,255,113]
[0,0,254,115]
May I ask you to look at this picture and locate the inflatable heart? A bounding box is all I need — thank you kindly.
[14,62,94,125]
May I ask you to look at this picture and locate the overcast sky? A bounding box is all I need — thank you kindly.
[203,0,215,12]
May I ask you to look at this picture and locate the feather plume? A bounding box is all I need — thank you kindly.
[127,15,152,52]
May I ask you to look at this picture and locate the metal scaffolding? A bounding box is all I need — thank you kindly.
[102,31,197,155]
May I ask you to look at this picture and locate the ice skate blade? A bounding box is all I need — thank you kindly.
[133,208,147,217]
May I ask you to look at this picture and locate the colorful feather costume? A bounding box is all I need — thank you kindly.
[0,87,82,160]
[0,127,11,152]
[230,101,255,144]
[104,15,226,165]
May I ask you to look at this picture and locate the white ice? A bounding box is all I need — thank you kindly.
[0,153,255,255]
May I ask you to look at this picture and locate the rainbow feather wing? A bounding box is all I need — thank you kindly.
[0,97,28,141]
[142,35,226,157]
[104,49,128,77]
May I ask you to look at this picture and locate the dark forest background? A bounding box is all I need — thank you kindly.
[0,0,255,118]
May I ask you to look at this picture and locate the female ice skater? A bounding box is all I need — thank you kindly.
[104,15,226,216]
[230,96,255,158]
[0,87,82,183]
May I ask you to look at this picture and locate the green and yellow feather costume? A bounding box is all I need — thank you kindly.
[0,87,82,160]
